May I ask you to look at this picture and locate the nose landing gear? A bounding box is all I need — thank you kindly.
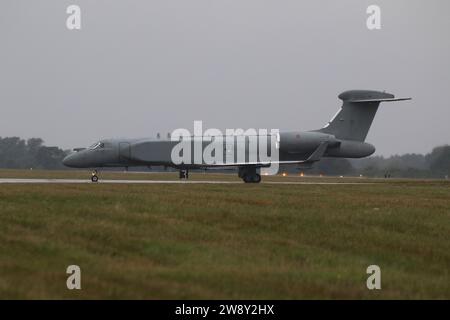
[91,169,99,182]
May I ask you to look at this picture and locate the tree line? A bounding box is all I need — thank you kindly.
[0,137,68,170]
[0,136,449,178]
[306,145,450,179]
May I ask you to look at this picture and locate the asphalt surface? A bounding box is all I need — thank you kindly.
[0,178,374,185]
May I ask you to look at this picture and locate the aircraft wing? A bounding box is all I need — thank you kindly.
[198,141,329,168]
[277,141,329,164]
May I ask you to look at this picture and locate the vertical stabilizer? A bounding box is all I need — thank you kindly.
[318,90,411,142]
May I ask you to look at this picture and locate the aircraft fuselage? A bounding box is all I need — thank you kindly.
[62,131,375,169]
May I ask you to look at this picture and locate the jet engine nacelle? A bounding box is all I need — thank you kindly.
[280,131,338,154]
[326,140,375,158]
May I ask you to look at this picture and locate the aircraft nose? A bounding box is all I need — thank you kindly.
[62,153,81,168]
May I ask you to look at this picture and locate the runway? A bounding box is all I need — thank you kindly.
[0,178,374,185]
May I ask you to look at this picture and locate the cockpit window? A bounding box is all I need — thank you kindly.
[89,142,105,150]
[89,142,99,149]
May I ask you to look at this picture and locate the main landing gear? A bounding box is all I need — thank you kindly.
[239,166,261,184]
[179,169,189,180]
[242,174,261,183]
[91,169,99,182]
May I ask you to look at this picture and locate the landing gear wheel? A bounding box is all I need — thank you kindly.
[91,175,99,183]
[179,169,189,180]
[243,174,261,184]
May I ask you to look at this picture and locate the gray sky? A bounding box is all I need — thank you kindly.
[1,0,449,156]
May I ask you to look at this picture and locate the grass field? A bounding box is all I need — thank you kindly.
[0,169,449,299]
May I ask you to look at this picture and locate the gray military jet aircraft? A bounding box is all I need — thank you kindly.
[63,90,410,183]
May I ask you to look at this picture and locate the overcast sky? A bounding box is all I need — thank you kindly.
[1,0,449,156]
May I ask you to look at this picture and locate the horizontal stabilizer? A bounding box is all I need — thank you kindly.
[348,97,412,103]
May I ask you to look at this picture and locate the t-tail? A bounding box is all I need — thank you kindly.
[318,90,411,142]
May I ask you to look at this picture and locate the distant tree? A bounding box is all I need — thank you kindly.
[0,137,68,169]
[35,146,67,169]
[0,137,27,168]
[27,138,44,155]
[311,158,354,176]
[361,165,381,177]
[428,145,450,177]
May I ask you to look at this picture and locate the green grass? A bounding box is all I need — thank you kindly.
[0,170,449,299]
